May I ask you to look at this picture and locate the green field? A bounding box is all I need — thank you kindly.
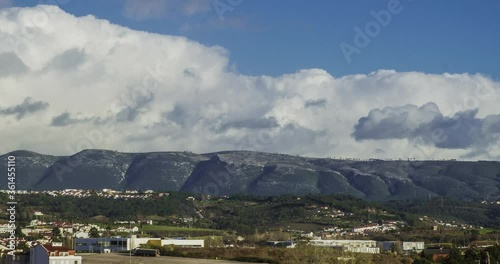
[141,225,219,233]
[478,228,496,235]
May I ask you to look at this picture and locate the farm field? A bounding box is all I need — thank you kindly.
[141,225,217,232]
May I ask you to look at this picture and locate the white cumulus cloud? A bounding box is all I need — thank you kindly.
[1,5,499,160]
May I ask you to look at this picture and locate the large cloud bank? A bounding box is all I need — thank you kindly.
[353,103,500,157]
[0,5,499,159]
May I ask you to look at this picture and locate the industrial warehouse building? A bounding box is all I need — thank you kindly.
[309,240,380,254]
[75,237,128,253]
[127,235,204,249]
[75,236,204,253]
[377,241,425,253]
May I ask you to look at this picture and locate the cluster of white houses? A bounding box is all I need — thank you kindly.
[0,189,169,200]
[0,218,151,241]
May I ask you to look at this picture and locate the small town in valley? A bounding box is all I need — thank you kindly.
[0,189,499,263]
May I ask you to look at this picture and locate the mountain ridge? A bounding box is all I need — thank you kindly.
[1,149,499,201]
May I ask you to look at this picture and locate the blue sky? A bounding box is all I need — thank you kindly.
[11,0,500,79]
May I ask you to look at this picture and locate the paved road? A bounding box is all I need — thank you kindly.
[81,253,259,264]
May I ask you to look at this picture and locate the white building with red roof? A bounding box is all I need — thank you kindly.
[29,242,82,264]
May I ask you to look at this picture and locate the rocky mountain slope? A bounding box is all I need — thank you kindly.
[1,150,499,201]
